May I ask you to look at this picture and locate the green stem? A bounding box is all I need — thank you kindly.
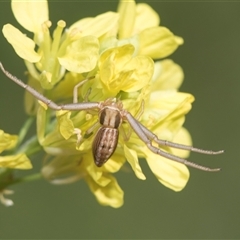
[0,168,12,182]
[16,116,35,148]
[0,171,42,190]
[16,135,42,156]
[11,173,42,186]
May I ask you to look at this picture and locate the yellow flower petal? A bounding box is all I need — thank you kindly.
[84,157,107,187]
[56,110,74,140]
[146,151,190,191]
[99,44,154,94]
[58,36,99,73]
[11,0,48,33]
[120,55,154,92]
[2,24,41,62]
[121,97,142,116]
[117,0,136,39]
[152,60,184,90]
[138,26,184,59]
[175,36,184,45]
[0,130,18,153]
[159,93,194,121]
[69,12,119,38]
[86,174,124,208]
[154,117,186,145]
[0,154,32,169]
[99,44,133,71]
[99,44,133,93]
[124,144,146,180]
[133,3,160,33]
[102,153,126,173]
[142,91,194,130]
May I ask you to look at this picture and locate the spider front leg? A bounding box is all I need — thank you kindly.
[0,62,100,111]
[125,112,222,172]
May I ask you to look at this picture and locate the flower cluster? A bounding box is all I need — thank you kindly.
[0,0,194,207]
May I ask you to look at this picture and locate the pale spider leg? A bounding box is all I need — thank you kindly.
[0,62,100,111]
[73,76,95,103]
[125,112,221,172]
[137,120,224,155]
[124,100,145,141]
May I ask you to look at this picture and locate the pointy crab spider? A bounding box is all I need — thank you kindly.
[0,62,224,171]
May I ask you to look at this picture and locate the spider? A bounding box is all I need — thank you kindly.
[0,62,224,171]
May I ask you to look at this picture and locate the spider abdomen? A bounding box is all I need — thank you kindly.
[92,127,119,167]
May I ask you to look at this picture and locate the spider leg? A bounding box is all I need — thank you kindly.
[73,76,95,103]
[0,62,100,111]
[137,120,224,155]
[125,100,145,141]
[125,112,221,172]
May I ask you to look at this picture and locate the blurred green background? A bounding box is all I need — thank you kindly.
[0,1,239,239]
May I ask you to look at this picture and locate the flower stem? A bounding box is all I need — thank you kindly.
[16,135,42,156]
[11,173,42,186]
[16,116,35,148]
[0,171,42,190]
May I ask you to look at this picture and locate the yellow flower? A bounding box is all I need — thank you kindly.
[0,130,32,169]
[38,52,192,206]
[2,0,194,208]
[3,0,99,91]
[117,0,183,59]
[97,44,154,96]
